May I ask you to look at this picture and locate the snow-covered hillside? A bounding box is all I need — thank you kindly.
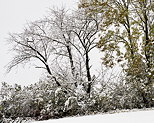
[33,109,154,123]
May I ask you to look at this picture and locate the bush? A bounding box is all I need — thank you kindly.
[0,76,153,121]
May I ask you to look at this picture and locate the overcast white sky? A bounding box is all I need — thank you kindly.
[0,0,78,86]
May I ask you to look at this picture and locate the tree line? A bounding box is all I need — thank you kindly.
[0,0,153,122]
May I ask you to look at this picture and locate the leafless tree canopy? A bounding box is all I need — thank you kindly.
[7,8,100,92]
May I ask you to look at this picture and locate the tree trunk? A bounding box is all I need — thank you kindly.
[66,45,75,77]
[85,52,91,95]
[143,4,152,85]
[125,3,134,60]
[85,52,91,82]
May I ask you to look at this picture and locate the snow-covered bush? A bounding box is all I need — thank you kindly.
[0,74,153,121]
[64,96,78,111]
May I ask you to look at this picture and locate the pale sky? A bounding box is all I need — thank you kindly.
[0,0,78,86]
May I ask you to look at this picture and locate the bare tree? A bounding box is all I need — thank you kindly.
[45,8,77,78]
[70,10,99,94]
[7,8,100,91]
[7,20,61,86]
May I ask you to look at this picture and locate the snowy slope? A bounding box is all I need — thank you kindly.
[33,109,154,123]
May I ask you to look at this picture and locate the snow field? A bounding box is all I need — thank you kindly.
[33,109,154,123]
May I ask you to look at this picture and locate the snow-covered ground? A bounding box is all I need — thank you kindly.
[33,109,154,123]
